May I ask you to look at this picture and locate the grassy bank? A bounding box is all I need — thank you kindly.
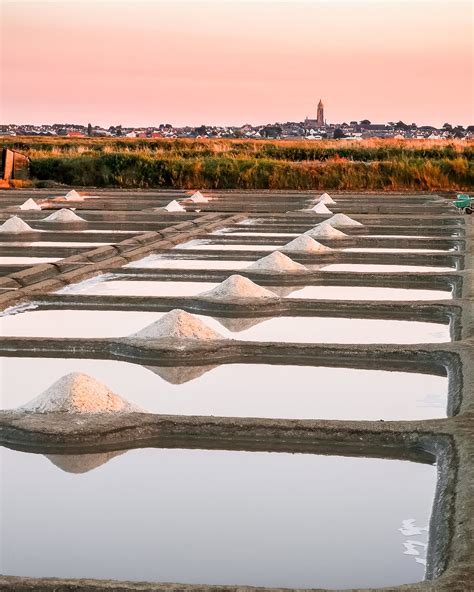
[3,137,473,190]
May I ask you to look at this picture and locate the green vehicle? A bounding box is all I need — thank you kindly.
[453,194,473,214]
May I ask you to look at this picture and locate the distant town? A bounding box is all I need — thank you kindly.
[1,101,472,141]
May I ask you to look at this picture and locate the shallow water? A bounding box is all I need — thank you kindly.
[0,241,108,247]
[0,256,60,264]
[125,256,251,270]
[0,309,451,343]
[0,357,447,420]
[177,240,278,251]
[321,264,455,273]
[0,446,435,588]
[61,279,219,297]
[342,248,448,254]
[287,286,452,301]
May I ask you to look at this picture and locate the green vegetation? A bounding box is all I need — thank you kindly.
[3,137,473,190]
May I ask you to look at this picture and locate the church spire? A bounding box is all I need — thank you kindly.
[317,99,324,126]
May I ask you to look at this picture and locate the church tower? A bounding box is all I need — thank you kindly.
[316,99,324,126]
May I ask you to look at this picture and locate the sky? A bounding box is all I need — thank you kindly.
[1,0,472,127]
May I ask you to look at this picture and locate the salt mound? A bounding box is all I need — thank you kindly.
[0,216,34,233]
[128,309,222,340]
[19,198,41,211]
[199,275,278,301]
[189,191,209,203]
[326,213,363,227]
[246,251,307,273]
[164,200,186,212]
[45,450,126,474]
[282,234,332,253]
[64,189,84,201]
[305,222,347,239]
[44,208,85,222]
[19,373,141,414]
[310,202,333,214]
[318,192,336,205]
[145,364,216,385]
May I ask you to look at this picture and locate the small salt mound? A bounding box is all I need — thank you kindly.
[0,216,35,233]
[19,373,140,414]
[326,213,363,227]
[164,200,186,212]
[305,222,348,239]
[189,191,209,203]
[19,198,41,211]
[64,189,84,201]
[318,192,336,205]
[310,202,333,214]
[246,251,307,273]
[199,274,278,301]
[128,309,222,340]
[43,208,85,223]
[282,234,332,253]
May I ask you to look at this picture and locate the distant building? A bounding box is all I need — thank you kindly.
[305,98,326,131]
[317,99,324,126]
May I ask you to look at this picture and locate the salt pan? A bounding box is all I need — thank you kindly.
[199,274,278,301]
[128,309,222,340]
[282,234,332,253]
[246,251,307,273]
[19,373,140,414]
[0,216,35,233]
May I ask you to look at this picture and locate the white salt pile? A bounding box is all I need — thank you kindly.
[282,234,332,253]
[198,274,278,301]
[246,251,307,273]
[317,192,336,205]
[305,222,348,239]
[19,373,141,414]
[326,213,363,226]
[43,208,85,222]
[18,198,41,211]
[164,200,186,212]
[0,216,35,233]
[189,191,209,203]
[64,189,84,201]
[310,202,333,214]
[128,309,222,340]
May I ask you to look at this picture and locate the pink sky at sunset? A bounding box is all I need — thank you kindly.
[1,0,472,127]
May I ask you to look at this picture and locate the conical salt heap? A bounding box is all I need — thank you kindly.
[43,208,85,223]
[246,251,307,273]
[64,189,84,201]
[45,450,126,474]
[128,309,222,340]
[326,213,363,227]
[164,200,186,212]
[18,198,41,211]
[282,234,332,253]
[305,222,348,239]
[188,191,209,203]
[0,216,35,233]
[19,373,141,414]
[198,274,278,301]
[317,192,336,205]
[310,202,333,214]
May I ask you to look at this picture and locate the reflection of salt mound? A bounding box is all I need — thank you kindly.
[305,222,347,239]
[269,285,303,297]
[145,364,216,384]
[45,450,126,474]
[214,315,270,332]
[64,189,84,201]
[189,191,209,203]
[199,275,278,301]
[128,309,222,340]
[19,198,41,211]
[317,192,336,205]
[44,208,85,223]
[164,200,186,212]
[0,216,34,233]
[310,202,333,214]
[246,251,307,273]
[326,213,363,227]
[19,373,141,413]
[282,234,332,253]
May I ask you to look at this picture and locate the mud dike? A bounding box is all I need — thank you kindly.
[0,188,472,592]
